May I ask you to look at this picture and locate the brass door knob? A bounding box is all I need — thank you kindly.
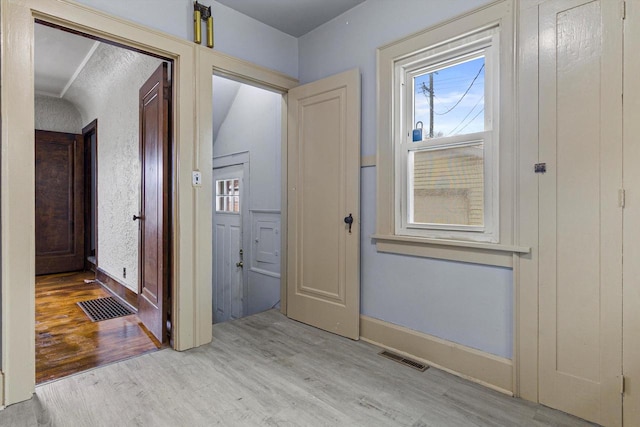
[236,261,244,268]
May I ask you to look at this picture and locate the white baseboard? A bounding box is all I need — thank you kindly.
[360,315,513,395]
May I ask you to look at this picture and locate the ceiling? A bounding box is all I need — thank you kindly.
[215,0,366,37]
[34,24,99,97]
[212,76,241,140]
[34,1,367,96]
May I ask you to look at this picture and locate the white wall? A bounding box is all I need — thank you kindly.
[34,94,82,133]
[213,78,282,315]
[298,0,512,358]
[214,82,282,211]
[73,0,298,78]
[64,43,164,292]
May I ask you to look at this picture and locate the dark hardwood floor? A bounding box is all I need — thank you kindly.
[36,271,161,384]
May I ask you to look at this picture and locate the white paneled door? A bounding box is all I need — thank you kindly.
[538,0,623,425]
[287,69,361,339]
[213,165,245,323]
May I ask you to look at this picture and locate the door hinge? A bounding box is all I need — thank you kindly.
[534,163,546,174]
[621,1,627,20]
[619,189,626,208]
[621,375,626,394]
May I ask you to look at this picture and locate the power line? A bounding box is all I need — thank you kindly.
[447,95,484,136]
[431,64,485,116]
[457,107,485,134]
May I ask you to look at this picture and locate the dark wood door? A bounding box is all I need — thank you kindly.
[35,130,84,275]
[138,63,171,343]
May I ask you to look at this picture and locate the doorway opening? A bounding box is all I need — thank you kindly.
[34,22,172,384]
[83,119,98,272]
[212,75,282,324]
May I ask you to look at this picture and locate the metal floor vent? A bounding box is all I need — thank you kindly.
[379,350,429,372]
[77,297,133,322]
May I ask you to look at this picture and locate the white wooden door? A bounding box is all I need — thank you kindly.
[538,0,623,425]
[213,165,244,323]
[286,69,361,339]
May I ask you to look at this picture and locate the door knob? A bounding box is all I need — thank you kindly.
[236,261,244,268]
[133,215,144,221]
[344,213,354,233]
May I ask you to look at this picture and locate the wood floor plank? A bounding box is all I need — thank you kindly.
[35,271,160,384]
[0,309,598,426]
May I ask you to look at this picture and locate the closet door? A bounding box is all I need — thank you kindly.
[538,0,623,425]
[623,0,640,425]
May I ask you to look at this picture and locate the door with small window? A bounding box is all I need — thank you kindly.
[213,165,244,323]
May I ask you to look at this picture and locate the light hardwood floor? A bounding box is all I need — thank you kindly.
[1,310,595,426]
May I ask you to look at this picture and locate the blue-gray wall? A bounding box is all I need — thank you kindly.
[298,0,512,359]
[70,0,511,358]
[74,0,299,78]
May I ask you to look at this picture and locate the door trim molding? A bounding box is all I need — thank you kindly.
[197,47,298,334]
[1,0,197,405]
[213,151,249,168]
[515,0,541,403]
[82,119,98,272]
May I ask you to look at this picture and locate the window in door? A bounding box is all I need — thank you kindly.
[216,178,240,213]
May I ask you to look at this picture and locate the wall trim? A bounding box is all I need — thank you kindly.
[360,315,513,395]
[361,155,376,167]
[249,267,280,279]
[0,370,4,408]
[96,268,138,311]
[2,0,198,404]
[213,150,249,168]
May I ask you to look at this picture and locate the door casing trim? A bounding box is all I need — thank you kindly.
[1,0,199,405]
[198,50,298,328]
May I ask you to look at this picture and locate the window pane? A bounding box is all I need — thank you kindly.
[411,144,484,226]
[215,178,241,213]
[413,56,485,140]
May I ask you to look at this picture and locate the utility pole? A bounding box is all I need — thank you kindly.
[428,73,434,138]
[420,75,435,138]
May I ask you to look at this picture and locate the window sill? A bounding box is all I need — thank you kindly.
[371,234,530,268]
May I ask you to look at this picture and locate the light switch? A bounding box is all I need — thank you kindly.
[192,171,202,187]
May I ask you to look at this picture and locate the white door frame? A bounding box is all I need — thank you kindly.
[213,152,250,320]
[198,54,298,329]
[1,0,201,405]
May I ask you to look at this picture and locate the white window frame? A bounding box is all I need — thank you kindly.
[395,28,500,243]
[374,0,528,266]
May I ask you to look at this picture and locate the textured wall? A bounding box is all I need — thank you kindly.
[64,43,163,292]
[34,94,82,134]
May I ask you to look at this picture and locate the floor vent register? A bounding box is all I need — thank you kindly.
[379,350,429,372]
[77,297,133,322]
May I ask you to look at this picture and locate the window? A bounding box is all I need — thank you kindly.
[215,178,240,213]
[396,27,499,242]
[376,1,519,263]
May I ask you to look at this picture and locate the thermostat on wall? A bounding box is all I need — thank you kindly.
[192,171,202,187]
